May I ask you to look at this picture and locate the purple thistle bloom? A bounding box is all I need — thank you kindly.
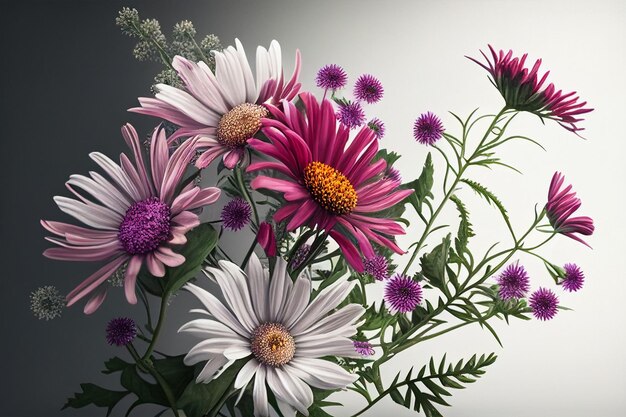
[221,198,252,231]
[354,74,384,104]
[384,274,422,313]
[367,118,386,139]
[364,254,389,281]
[529,287,559,321]
[106,317,137,346]
[353,340,375,356]
[290,244,311,269]
[546,172,594,247]
[413,112,444,145]
[562,263,585,292]
[316,64,348,90]
[496,261,530,300]
[337,101,366,129]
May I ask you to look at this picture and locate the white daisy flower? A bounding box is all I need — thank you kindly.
[180,254,363,416]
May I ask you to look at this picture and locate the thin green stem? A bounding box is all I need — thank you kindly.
[142,292,170,361]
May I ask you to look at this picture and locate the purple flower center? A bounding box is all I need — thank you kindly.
[118,197,171,255]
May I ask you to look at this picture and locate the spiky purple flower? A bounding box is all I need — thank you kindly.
[353,340,375,356]
[364,254,389,281]
[529,288,559,321]
[413,112,444,145]
[337,101,366,129]
[290,244,311,269]
[562,263,585,292]
[354,74,384,104]
[316,64,348,90]
[385,166,402,184]
[106,317,137,346]
[384,274,422,313]
[496,261,530,300]
[367,118,386,139]
[221,198,252,231]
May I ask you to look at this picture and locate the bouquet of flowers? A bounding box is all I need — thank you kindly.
[34,8,594,417]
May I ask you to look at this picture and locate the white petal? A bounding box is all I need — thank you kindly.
[196,355,229,383]
[67,174,127,215]
[269,258,293,322]
[281,274,312,330]
[178,318,243,340]
[295,337,359,359]
[53,196,121,230]
[246,254,270,323]
[234,38,258,103]
[253,366,269,417]
[290,280,354,336]
[209,261,258,332]
[266,367,312,416]
[276,399,297,417]
[224,345,252,361]
[155,84,219,125]
[268,40,282,79]
[234,358,261,390]
[255,45,271,94]
[89,152,141,201]
[288,357,358,390]
[296,304,364,339]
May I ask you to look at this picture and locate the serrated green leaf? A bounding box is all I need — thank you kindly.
[403,153,434,213]
[419,235,451,291]
[461,179,509,222]
[63,383,129,416]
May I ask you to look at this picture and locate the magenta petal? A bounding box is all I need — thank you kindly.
[124,255,143,304]
[83,286,108,315]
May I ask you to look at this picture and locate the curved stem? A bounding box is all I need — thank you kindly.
[142,292,170,361]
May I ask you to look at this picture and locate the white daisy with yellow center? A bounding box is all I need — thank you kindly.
[180,255,363,417]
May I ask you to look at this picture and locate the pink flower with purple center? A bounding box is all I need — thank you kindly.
[41,124,221,314]
[367,118,386,139]
[221,198,252,231]
[247,92,412,272]
[354,74,384,104]
[353,340,375,356]
[496,261,530,300]
[546,172,594,247]
[468,45,593,135]
[337,101,366,129]
[384,274,422,313]
[364,254,389,281]
[562,263,585,292]
[106,317,137,346]
[529,287,559,321]
[316,64,348,90]
[413,112,444,145]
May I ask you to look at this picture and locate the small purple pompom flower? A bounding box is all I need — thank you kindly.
[562,263,585,292]
[290,244,311,269]
[106,317,137,346]
[385,166,402,184]
[367,118,386,139]
[316,64,348,90]
[364,254,389,281]
[353,340,375,356]
[529,288,559,321]
[384,274,423,313]
[496,261,530,300]
[354,74,384,104]
[337,101,366,129]
[221,198,252,231]
[413,112,444,145]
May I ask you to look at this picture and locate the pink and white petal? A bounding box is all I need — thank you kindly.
[124,255,143,304]
[172,56,228,118]
[130,97,207,129]
[41,220,116,239]
[155,84,220,125]
[171,211,201,229]
[146,253,166,277]
[89,152,141,201]
[150,126,169,189]
[83,285,108,315]
[66,175,127,215]
[185,187,221,211]
[121,123,153,195]
[170,187,201,215]
[183,283,251,337]
[66,257,127,307]
[234,358,261,390]
[253,366,270,417]
[54,196,121,230]
[223,148,244,169]
[154,246,185,267]
[43,241,121,262]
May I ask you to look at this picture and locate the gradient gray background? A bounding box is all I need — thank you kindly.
[1,1,624,416]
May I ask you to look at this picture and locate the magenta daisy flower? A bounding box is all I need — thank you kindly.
[367,118,386,139]
[337,101,366,129]
[354,74,384,104]
[130,39,302,169]
[561,263,585,292]
[221,198,252,231]
[496,261,530,300]
[413,111,444,145]
[41,124,221,314]
[468,45,593,135]
[364,254,389,281]
[353,340,375,356]
[316,64,348,90]
[247,92,413,271]
[529,287,559,321]
[106,317,137,346]
[545,172,594,247]
[384,274,423,313]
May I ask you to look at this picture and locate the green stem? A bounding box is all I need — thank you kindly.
[235,166,259,227]
[142,292,170,361]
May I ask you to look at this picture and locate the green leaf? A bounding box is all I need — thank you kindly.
[404,153,434,212]
[419,234,451,291]
[62,383,129,416]
[461,179,509,222]
[449,195,474,255]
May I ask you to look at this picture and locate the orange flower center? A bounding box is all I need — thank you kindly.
[250,323,295,367]
[217,103,269,148]
[303,161,358,215]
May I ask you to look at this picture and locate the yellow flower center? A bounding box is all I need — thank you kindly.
[303,161,358,215]
[250,323,295,367]
[217,103,269,148]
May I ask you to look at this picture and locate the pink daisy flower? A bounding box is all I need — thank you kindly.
[468,45,593,135]
[247,92,413,272]
[130,39,302,169]
[41,124,221,314]
[545,172,594,247]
